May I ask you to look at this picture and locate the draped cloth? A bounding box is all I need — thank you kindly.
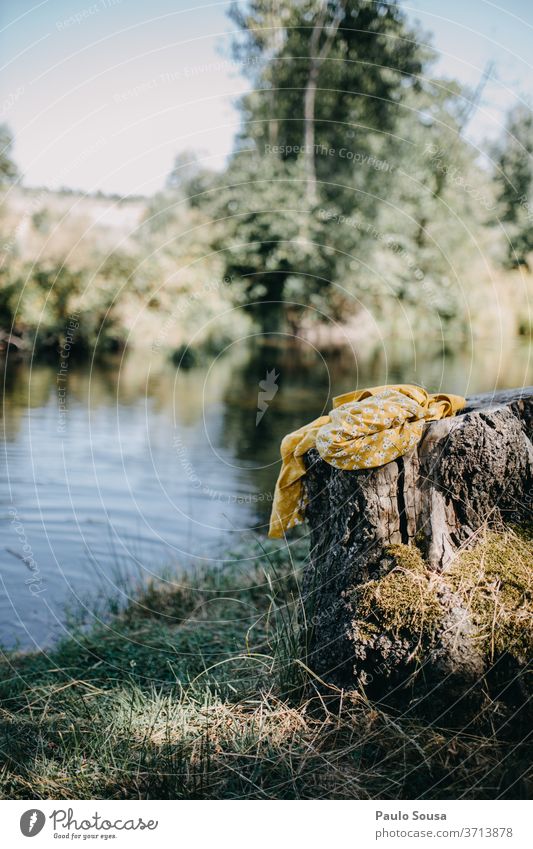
[268,384,465,539]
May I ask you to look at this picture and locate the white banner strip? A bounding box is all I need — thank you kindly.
[1,799,531,848]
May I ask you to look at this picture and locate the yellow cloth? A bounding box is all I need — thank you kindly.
[268,384,465,538]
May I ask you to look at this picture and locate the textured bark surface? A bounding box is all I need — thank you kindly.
[302,387,533,691]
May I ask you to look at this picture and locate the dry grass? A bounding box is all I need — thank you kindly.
[0,532,531,800]
[350,528,532,666]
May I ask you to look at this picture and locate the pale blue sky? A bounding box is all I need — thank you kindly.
[1,0,532,195]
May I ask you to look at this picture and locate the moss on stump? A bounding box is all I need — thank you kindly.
[344,528,532,715]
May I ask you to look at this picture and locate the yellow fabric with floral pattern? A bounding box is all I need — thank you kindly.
[268,384,465,538]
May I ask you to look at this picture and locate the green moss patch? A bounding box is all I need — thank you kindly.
[349,528,533,667]
[354,544,443,646]
[447,529,533,663]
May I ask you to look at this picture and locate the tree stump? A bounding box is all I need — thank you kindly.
[302,387,533,703]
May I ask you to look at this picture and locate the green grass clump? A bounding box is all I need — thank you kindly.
[0,532,531,800]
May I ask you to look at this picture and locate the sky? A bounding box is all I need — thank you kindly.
[1,0,532,196]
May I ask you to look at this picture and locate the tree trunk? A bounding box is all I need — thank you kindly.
[303,60,319,204]
[301,387,533,702]
[302,2,345,205]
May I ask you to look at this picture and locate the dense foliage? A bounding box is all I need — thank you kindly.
[493,104,533,267]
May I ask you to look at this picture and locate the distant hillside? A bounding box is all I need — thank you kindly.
[2,186,148,258]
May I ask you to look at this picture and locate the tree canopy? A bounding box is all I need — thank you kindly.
[187,0,493,333]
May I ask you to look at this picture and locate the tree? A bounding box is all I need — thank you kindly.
[166,150,214,197]
[368,78,496,326]
[199,154,340,331]
[493,103,533,267]
[0,124,19,183]
[230,0,431,181]
[208,0,434,330]
[301,0,346,203]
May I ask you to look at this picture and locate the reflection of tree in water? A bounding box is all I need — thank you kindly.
[1,362,55,441]
[218,341,343,510]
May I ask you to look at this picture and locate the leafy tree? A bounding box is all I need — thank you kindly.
[493,103,533,267]
[0,124,18,183]
[231,0,431,198]
[202,0,435,331]
[366,79,497,326]
[166,150,214,199]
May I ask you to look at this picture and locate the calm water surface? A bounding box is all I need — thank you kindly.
[1,338,531,648]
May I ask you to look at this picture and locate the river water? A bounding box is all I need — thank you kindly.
[1,337,531,649]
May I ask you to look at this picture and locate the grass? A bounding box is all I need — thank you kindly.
[0,532,531,800]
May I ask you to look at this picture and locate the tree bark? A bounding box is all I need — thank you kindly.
[303,2,345,205]
[303,60,320,204]
[301,387,533,698]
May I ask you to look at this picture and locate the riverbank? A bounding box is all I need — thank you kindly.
[2,186,533,365]
[0,530,531,800]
